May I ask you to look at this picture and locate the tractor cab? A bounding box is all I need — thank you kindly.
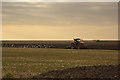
[73,38,84,45]
[74,38,81,42]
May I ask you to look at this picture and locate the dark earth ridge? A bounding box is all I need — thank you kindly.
[33,64,119,79]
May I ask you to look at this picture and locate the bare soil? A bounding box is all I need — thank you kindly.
[2,40,119,50]
[33,64,119,79]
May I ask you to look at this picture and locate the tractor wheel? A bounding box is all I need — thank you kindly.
[77,47,80,49]
[71,43,74,49]
[71,46,74,49]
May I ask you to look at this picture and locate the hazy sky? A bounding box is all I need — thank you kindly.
[2,0,119,2]
[2,2,118,40]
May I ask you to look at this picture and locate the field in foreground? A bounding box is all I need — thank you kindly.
[2,48,118,78]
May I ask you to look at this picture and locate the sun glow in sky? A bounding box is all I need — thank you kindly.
[2,2,118,40]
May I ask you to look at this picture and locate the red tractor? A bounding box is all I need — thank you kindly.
[66,38,87,49]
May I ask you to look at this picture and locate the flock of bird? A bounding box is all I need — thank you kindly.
[1,44,56,48]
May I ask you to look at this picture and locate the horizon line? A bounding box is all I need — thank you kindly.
[1,39,119,41]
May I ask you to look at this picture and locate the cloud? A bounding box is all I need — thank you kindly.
[2,2,118,40]
[2,0,120,2]
[2,2,118,27]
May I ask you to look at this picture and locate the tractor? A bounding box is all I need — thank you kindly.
[66,38,87,49]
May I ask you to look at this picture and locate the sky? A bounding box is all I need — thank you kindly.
[2,0,120,2]
[2,2,118,40]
